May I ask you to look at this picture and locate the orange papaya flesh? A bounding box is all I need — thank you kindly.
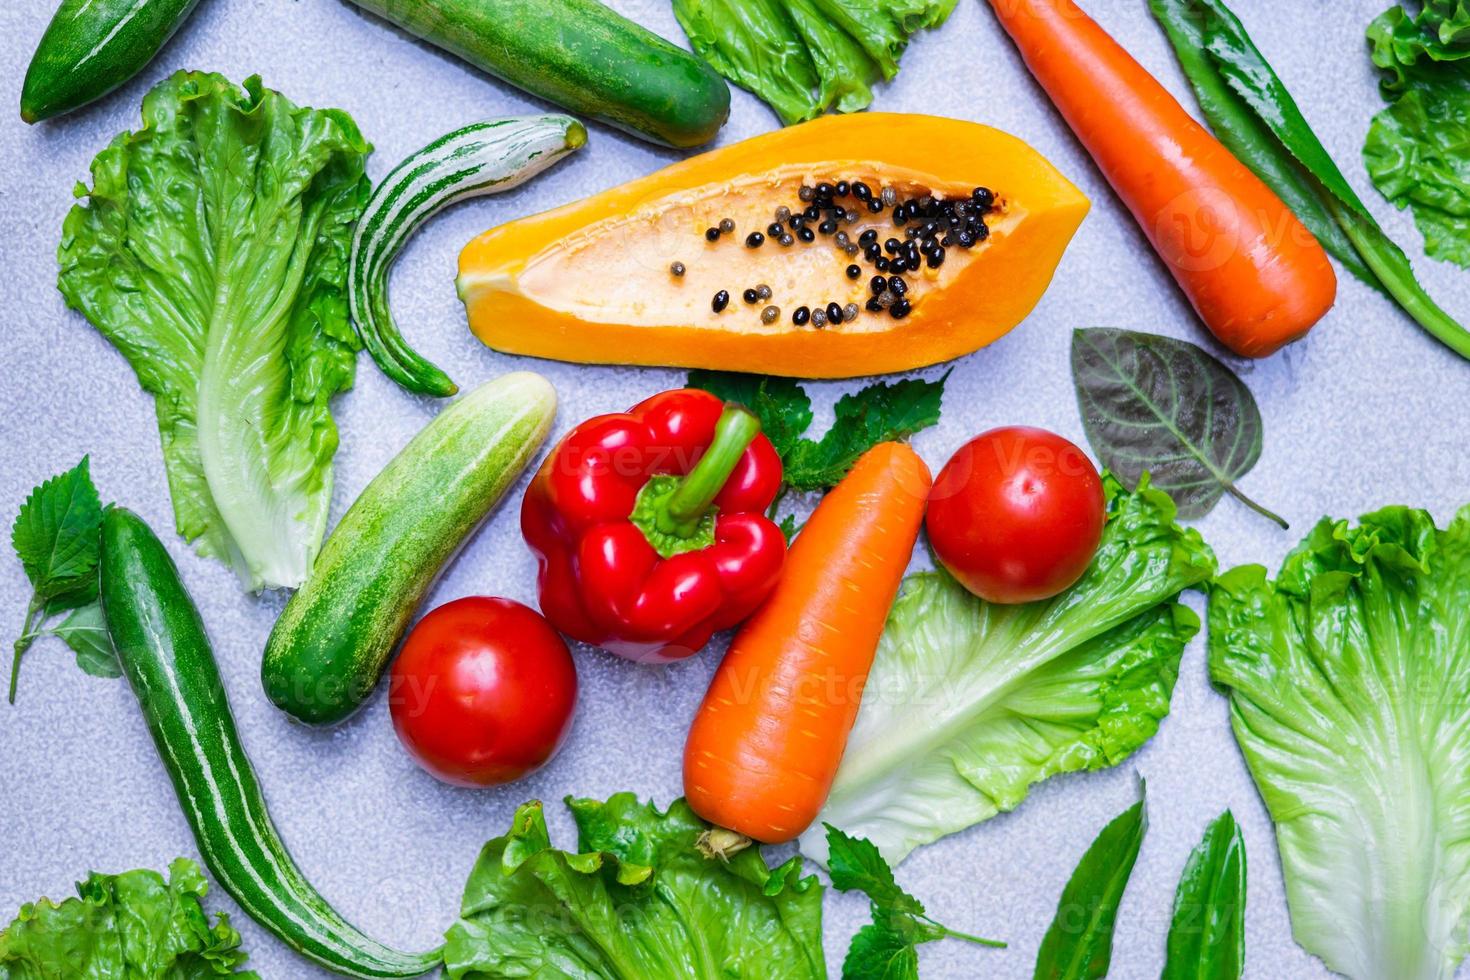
[457,113,1089,378]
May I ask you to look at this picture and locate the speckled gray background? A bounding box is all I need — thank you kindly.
[1,0,1466,977]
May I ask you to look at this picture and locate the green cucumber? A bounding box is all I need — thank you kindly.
[345,0,729,147]
[99,506,439,978]
[351,116,586,398]
[263,372,557,725]
[21,0,202,123]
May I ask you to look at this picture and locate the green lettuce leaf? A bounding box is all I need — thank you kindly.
[672,0,824,125]
[1366,4,1470,268]
[674,0,952,123]
[58,72,371,590]
[1210,504,1470,979]
[800,477,1215,866]
[0,858,257,978]
[444,794,825,979]
[783,0,883,116]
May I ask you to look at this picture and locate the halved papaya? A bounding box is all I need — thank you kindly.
[457,113,1089,378]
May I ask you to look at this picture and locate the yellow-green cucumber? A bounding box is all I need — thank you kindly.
[344,0,729,147]
[351,116,586,397]
[99,506,439,978]
[22,0,202,122]
[263,372,557,725]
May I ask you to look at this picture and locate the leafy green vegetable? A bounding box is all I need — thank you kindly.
[672,0,954,124]
[1365,3,1470,268]
[49,604,118,680]
[799,478,1213,866]
[1033,791,1147,980]
[673,0,822,126]
[826,825,1003,980]
[1162,811,1246,980]
[0,857,257,978]
[689,370,945,531]
[8,458,113,703]
[1149,0,1470,361]
[1210,503,1470,979]
[444,794,825,979]
[689,370,944,490]
[58,72,372,591]
[1071,328,1284,528]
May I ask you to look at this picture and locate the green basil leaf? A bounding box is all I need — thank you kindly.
[1162,811,1247,980]
[1033,791,1148,980]
[1071,329,1284,528]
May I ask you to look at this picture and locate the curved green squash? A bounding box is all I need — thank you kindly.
[100,507,440,978]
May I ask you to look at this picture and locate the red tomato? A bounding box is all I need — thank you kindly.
[926,427,1105,604]
[389,597,577,787]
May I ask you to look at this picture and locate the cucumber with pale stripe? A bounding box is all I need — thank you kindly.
[263,372,557,725]
[350,116,586,397]
[21,0,201,122]
[98,506,439,979]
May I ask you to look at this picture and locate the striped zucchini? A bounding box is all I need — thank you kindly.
[98,507,440,979]
[22,0,202,123]
[350,116,585,397]
[263,372,557,725]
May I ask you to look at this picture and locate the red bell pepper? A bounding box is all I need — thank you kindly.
[521,388,787,663]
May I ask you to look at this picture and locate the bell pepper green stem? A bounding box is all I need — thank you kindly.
[661,405,761,531]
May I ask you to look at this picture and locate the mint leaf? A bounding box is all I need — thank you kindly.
[827,824,924,916]
[827,824,1002,980]
[687,370,813,459]
[9,459,115,703]
[53,603,119,679]
[844,919,919,980]
[784,375,947,491]
[687,372,947,495]
[11,457,102,603]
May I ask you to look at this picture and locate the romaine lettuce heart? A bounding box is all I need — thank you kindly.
[58,72,370,591]
[1211,505,1470,980]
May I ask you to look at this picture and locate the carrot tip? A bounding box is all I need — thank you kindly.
[696,828,753,862]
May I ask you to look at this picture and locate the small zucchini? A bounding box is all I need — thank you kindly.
[351,116,586,397]
[99,506,439,979]
[22,0,202,123]
[263,372,557,725]
[345,0,729,147]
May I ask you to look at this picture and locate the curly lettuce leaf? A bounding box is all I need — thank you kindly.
[444,794,825,979]
[1366,4,1470,268]
[1210,504,1470,980]
[58,72,371,590]
[0,858,257,978]
[800,478,1215,867]
[672,0,823,125]
[674,0,953,122]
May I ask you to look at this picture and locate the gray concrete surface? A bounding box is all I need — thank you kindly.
[1,0,1466,976]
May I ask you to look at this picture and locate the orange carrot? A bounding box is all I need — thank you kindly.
[683,441,932,844]
[987,0,1336,357]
